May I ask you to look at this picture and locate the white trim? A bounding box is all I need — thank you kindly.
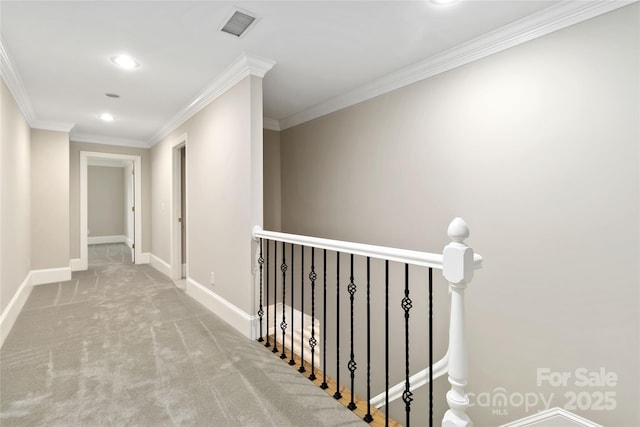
[31,267,71,286]
[149,53,275,146]
[31,120,75,133]
[263,117,281,131]
[186,277,256,339]
[1,40,73,132]
[149,253,171,278]
[0,39,36,125]
[138,252,150,264]
[500,407,603,427]
[80,151,143,271]
[71,133,149,148]
[88,235,126,245]
[253,226,483,270]
[125,236,134,247]
[170,134,188,281]
[0,272,32,348]
[277,0,635,130]
[70,258,83,272]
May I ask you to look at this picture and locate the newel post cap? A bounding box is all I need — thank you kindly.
[443,218,474,284]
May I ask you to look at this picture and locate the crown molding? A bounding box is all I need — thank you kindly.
[148,52,276,146]
[0,39,36,125]
[278,0,636,130]
[31,120,75,133]
[70,133,150,149]
[263,117,281,131]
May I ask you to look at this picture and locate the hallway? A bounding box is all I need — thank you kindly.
[0,244,364,426]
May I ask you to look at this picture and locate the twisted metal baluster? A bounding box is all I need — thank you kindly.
[289,244,296,366]
[385,260,389,426]
[272,242,279,354]
[265,240,271,347]
[347,254,357,410]
[363,257,373,423]
[281,242,288,359]
[299,246,306,373]
[309,247,317,381]
[402,264,413,427]
[334,252,342,400]
[320,249,328,390]
[257,238,264,342]
[429,267,434,427]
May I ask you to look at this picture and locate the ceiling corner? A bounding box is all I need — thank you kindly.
[0,38,37,126]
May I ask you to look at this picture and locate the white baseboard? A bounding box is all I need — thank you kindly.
[125,236,134,247]
[186,277,256,339]
[0,272,32,348]
[70,258,85,272]
[31,267,72,286]
[88,235,126,245]
[149,253,171,277]
[137,252,150,264]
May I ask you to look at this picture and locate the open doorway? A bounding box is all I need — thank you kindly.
[79,151,142,271]
[171,135,187,282]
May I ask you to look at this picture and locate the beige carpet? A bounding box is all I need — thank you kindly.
[0,244,365,427]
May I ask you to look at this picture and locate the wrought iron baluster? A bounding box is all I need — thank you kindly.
[272,242,279,354]
[299,246,306,373]
[363,256,373,423]
[289,244,296,366]
[281,242,288,360]
[347,254,357,410]
[309,247,317,381]
[320,249,328,390]
[334,252,342,400]
[385,260,389,426]
[257,238,264,342]
[402,263,413,427]
[429,267,433,427]
[265,240,271,347]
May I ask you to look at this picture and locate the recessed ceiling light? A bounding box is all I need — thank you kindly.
[111,54,139,70]
[430,0,459,5]
[99,113,115,122]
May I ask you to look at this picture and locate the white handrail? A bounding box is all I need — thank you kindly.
[253,218,481,427]
[252,225,483,270]
[370,349,449,408]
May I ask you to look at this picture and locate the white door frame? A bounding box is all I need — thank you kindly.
[170,134,188,281]
[79,151,142,270]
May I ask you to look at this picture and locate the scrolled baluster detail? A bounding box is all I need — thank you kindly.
[347,254,357,410]
[280,242,288,360]
[308,247,317,381]
[402,263,413,426]
[257,238,264,342]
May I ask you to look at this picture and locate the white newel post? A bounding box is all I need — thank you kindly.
[442,218,475,427]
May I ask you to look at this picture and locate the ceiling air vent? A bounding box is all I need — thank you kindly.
[221,9,256,37]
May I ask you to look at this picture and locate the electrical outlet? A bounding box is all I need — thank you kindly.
[210,272,215,285]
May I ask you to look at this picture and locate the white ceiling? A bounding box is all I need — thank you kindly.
[0,1,631,147]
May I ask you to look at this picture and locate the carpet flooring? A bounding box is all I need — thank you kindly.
[0,244,365,426]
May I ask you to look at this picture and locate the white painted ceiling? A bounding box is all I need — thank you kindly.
[0,1,628,147]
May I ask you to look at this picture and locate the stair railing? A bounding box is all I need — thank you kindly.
[252,217,482,427]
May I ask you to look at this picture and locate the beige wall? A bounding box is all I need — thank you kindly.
[263,129,281,231]
[151,75,263,315]
[69,142,150,258]
[88,166,125,237]
[0,78,31,314]
[30,129,69,270]
[280,5,639,426]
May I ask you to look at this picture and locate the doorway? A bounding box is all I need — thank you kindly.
[78,151,142,271]
[171,135,187,281]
